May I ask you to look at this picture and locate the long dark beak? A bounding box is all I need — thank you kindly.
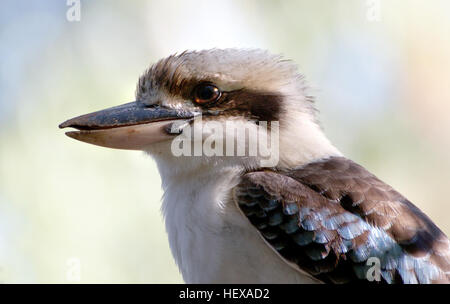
[59,101,196,150]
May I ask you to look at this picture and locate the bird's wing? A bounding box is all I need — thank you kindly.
[233,157,450,283]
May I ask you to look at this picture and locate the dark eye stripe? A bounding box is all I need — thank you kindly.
[143,68,284,121]
[219,90,283,122]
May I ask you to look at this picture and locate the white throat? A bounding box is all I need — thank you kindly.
[158,161,242,282]
[149,124,339,282]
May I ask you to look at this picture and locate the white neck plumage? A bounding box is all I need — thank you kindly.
[147,105,340,282]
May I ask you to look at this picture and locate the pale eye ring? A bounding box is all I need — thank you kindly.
[193,83,221,105]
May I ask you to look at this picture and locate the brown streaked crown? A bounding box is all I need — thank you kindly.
[135,49,316,123]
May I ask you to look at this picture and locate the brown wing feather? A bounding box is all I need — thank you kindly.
[234,157,450,283]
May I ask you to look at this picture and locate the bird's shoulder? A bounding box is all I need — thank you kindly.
[232,156,450,283]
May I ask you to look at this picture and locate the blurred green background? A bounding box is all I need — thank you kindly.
[1,0,449,283]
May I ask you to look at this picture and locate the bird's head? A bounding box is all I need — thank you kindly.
[60,49,340,175]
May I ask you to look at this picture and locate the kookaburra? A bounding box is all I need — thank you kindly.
[60,49,450,283]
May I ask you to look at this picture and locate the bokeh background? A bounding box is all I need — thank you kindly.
[1,0,449,283]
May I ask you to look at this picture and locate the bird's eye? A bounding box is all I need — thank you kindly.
[193,83,221,105]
